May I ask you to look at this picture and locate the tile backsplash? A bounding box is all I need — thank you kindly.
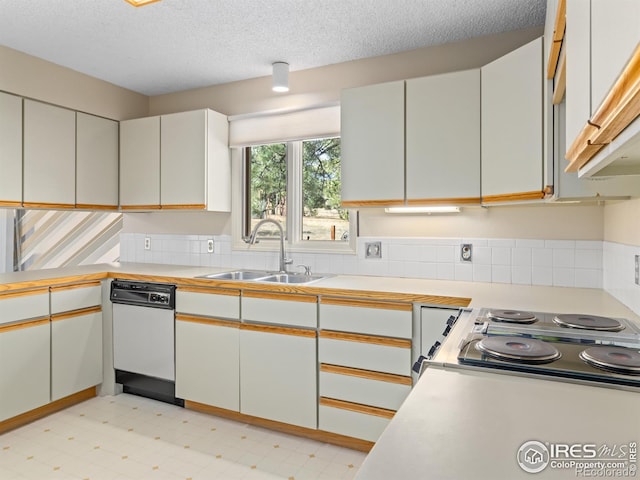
[119,233,605,289]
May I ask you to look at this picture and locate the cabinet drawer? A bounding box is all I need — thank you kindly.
[51,282,102,314]
[319,331,412,376]
[319,298,412,338]
[242,291,317,328]
[0,288,49,326]
[176,287,240,320]
[319,398,393,443]
[320,365,411,411]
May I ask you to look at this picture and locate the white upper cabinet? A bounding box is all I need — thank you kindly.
[76,113,119,209]
[481,37,544,202]
[120,116,161,209]
[341,81,405,207]
[590,0,640,115]
[0,92,22,207]
[406,69,481,203]
[23,100,76,207]
[120,109,230,211]
[160,109,230,211]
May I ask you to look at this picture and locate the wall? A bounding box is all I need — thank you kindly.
[0,45,148,120]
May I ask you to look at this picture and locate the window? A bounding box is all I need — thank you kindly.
[242,137,352,249]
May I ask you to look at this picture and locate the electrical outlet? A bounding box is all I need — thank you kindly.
[144,237,151,250]
[635,255,639,286]
[207,239,215,253]
[364,241,382,259]
[461,244,472,262]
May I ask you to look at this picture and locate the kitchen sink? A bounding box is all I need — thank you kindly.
[259,273,327,284]
[196,270,327,284]
[196,270,273,280]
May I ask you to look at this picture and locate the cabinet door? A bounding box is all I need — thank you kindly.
[76,113,119,209]
[161,110,207,208]
[120,116,160,208]
[51,309,103,401]
[240,324,317,429]
[0,92,22,207]
[0,320,50,421]
[591,0,640,115]
[341,81,405,206]
[23,100,76,207]
[176,317,239,411]
[406,69,481,203]
[481,37,544,201]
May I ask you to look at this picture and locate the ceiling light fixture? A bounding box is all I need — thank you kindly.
[124,0,161,7]
[385,206,461,214]
[272,62,290,93]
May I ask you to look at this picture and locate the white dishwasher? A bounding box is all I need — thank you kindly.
[111,279,182,405]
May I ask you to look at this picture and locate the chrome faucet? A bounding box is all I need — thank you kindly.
[248,219,292,273]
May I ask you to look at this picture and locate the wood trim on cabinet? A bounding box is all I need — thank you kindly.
[566,43,640,172]
[0,387,96,435]
[0,317,49,333]
[161,204,206,210]
[184,400,375,452]
[120,205,162,210]
[176,313,239,328]
[240,322,316,338]
[341,199,405,208]
[51,306,102,322]
[482,191,546,203]
[243,290,317,303]
[50,281,102,292]
[75,204,119,210]
[547,0,566,79]
[552,47,567,105]
[406,197,481,206]
[319,330,411,349]
[177,286,240,296]
[319,397,396,420]
[0,200,22,207]
[320,363,413,386]
[0,287,49,300]
[22,202,75,209]
[320,296,412,312]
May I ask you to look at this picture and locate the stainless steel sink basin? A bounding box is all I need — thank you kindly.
[259,273,326,284]
[196,270,272,280]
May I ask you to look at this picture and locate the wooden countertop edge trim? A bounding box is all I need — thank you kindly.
[176,314,239,328]
[319,330,411,348]
[75,204,119,210]
[240,323,317,338]
[22,202,75,209]
[566,43,640,172]
[406,197,481,206]
[341,199,405,208]
[51,306,102,322]
[120,205,162,210]
[320,296,412,311]
[50,281,102,292]
[243,290,318,303]
[482,191,546,203]
[0,387,96,435]
[0,201,22,207]
[161,204,206,210]
[184,400,374,452]
[0,317,50,333]
[177,285,240,296]
[0,270,471,307]
[319,397,396,420]
[320,363,413,386]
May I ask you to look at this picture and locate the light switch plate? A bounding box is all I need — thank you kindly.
[365,241,382,259]
[144,237,151,250]
[461,244,472,262]
[207,239,215,253]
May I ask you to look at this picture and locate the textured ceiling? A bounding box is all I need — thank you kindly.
[0,0,546,96]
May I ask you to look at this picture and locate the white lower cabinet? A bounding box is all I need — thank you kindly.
[240,324,317,429]
[51,309,103,401]
[319,400,392,443]
[175,316,240,411]
[0,319,50,421]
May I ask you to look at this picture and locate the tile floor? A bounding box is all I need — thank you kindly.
[0,394,366,480]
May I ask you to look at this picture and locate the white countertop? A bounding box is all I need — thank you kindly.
[356,365,640,480]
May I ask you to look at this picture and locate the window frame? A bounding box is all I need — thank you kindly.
[232,138,356,255]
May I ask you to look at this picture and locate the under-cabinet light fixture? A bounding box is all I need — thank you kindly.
[272,62,290,92]
[385,206,461,214]
[124,0,161,7]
